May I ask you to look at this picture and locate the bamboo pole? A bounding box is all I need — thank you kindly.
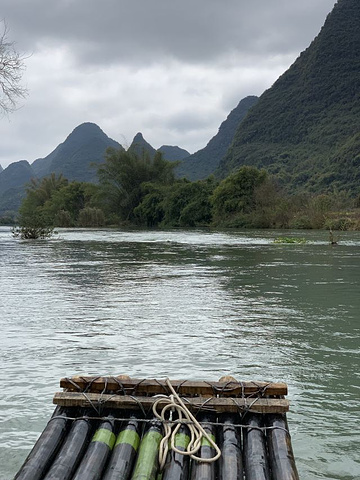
[162,424,191,480]
[243,413,270,480]
[103,417,141,480]
[189,416,217,480]
[266,414,299,480]
[14,407,69,480]
[130,420,163,480]
[218,414,243,480]
[72,416,116,480]
[43,415,92,480]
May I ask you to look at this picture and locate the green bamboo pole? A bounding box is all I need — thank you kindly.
[162,424,191,480]
[131,420,163,480]
[189,416,217,480]
[103,417,141,480]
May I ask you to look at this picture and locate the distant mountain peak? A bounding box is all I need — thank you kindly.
[31,122,122,182]
[158,145,190,161]
[0,160,34,192]
[72,122,102,131]
[133,132,145,140]
[128,132,157,157]
[64,122,112,142]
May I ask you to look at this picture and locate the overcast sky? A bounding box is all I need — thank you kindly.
[0,0,336,169]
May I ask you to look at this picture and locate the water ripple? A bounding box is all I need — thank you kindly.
[0,227,359,479]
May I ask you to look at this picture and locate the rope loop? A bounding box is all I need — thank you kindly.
[153,378,221,470]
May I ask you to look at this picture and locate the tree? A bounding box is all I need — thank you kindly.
[41,181,91,226]
[77,207,105,227]
[134,178,216,228]
[133,183,167,227]
[13,174,67,239]
[97,148,176,222]
[0,22,27,114]
[211,166,267,223]
[161,178,216,227]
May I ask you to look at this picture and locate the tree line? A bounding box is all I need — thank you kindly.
[13,147,360,238]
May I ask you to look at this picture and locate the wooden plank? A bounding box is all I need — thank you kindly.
[59,377,288,397]
[53,392,290,414]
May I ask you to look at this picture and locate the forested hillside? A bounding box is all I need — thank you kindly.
[176,96,258,180]
[219,0,360,195]
[32,123,122,182]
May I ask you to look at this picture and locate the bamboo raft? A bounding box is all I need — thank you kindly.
[14,375,299,480]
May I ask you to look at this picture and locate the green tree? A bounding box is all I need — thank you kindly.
[14,173,68,238]
[161,178,216,227]
[211,166,267,224]
[133,183,167,227]
[24,173,68,208]
[97,148,176,222]
[252,178,294,228]
[42,181,99,226]
[78,207,105,227]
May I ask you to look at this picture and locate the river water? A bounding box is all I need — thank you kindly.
[0,227,359,479]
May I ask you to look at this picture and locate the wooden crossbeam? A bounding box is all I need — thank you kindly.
[53,392,290,414]
[60,377,288,397]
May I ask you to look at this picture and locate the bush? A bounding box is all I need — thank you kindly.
[12,225,54,239]
[12,209,55,239]
[288,215,313,229]
[77,207,105,227]
[54,209,73,227]
[324,217,354,231]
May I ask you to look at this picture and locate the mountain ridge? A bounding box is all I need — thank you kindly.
[176,96,258,180]
[219,0,360,194]
[0,124,194,216]
[32,122,122,182]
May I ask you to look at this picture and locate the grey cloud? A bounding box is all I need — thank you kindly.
[3,0,336,67]
[0,0,338,168]
[164,110,220,134]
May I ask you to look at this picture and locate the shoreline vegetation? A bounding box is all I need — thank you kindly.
[2,149,359,238]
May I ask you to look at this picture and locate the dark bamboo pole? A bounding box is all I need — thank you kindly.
[243,413,270,480]
[103,417,141,480]
[42,415,92,480]
[162,424,191,480]
[72,416,116,480]
[266,414,299,480]
[130,420,163,480]
[14,407,69,480]
[189,415,217,480]
[218,414,243,480]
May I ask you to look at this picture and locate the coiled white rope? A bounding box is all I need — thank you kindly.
[152,378,221,470]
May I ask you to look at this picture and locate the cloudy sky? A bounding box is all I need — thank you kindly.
[0,0,336,169]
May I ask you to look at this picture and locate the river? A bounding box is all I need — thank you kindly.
[0,227,359,479]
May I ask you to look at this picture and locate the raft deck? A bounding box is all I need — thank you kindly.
[15,375,299,480]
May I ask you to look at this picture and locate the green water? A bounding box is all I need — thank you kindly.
[0,227,359,479]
